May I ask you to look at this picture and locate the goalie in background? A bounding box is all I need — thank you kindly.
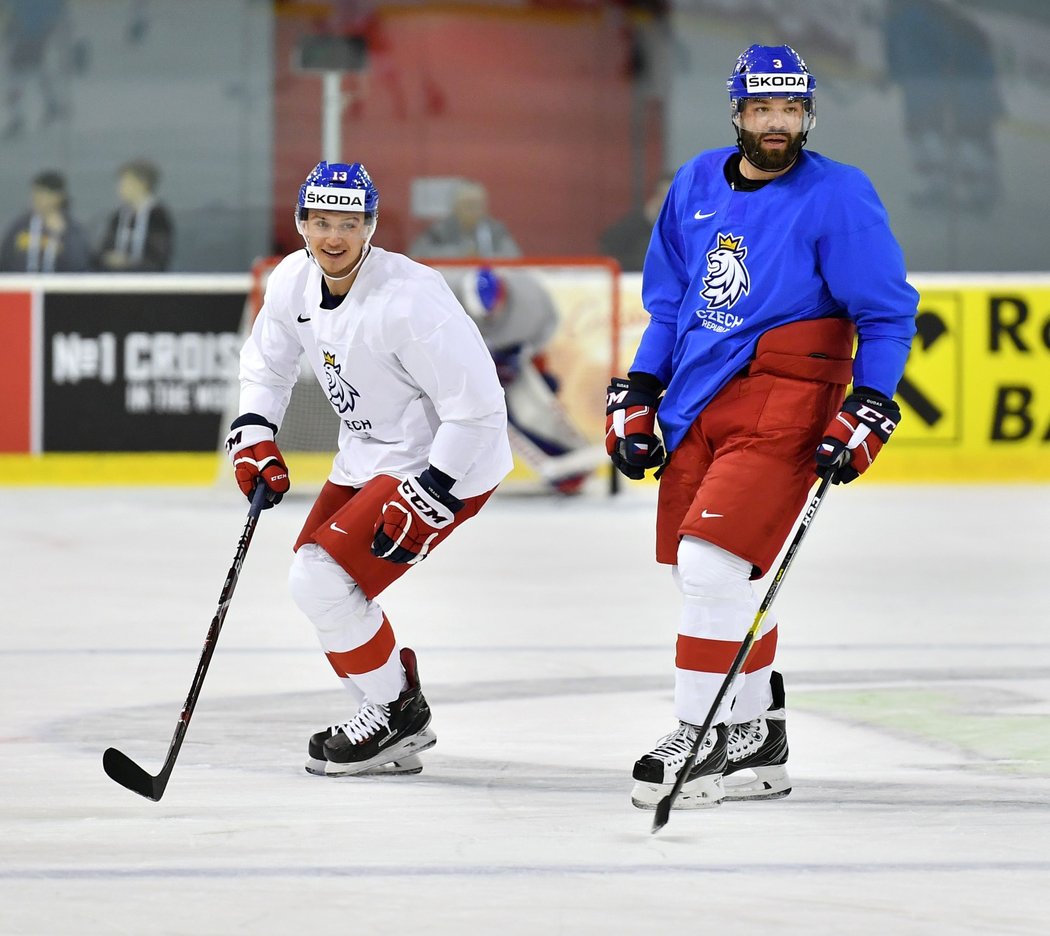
[449,266,605,495]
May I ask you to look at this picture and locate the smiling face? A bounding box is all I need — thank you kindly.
[734,97,808,174]
[300,209,373,281]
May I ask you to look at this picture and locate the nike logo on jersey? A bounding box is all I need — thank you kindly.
[694,210,716,220]
[297,313,312,323]
[700,509,723,519]
[330,522,349,534]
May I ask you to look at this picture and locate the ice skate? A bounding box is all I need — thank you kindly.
[631,722,727,810]
[322,648,437,777]
[306,727,423,776]
[723,670,791,801]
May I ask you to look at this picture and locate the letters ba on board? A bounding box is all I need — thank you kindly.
[891,281,1050,479]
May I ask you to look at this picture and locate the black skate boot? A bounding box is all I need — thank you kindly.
[322,647,437,777]
[306,728,423,776]
[723,670,791,801]
[631,722,727,810]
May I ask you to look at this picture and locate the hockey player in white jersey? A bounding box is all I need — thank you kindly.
[226,161,512,777]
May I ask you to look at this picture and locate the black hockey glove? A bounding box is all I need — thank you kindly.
[491,345,523,386]
[605,376,666,481]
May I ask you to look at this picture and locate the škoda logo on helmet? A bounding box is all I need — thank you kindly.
[744,74,807,91]
[303,186,366,207]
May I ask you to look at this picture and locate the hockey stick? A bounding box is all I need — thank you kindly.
[651,471,836,833]
[102,482,269,801]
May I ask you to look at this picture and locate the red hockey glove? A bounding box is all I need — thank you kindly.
[815,389,901,484]
[224,413,290,508]
[371,469,465,565]
[605,376,666,481]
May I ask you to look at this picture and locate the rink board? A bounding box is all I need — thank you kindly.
[1,272,1049,483]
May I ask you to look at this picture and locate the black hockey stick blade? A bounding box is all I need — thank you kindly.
[102,483,268,801]
[651,783,674,833]
[650,472,835,834]
[102,746,173,801]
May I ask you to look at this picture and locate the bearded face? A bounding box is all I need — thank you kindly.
[733,97,811,173]
[737,127,806,172]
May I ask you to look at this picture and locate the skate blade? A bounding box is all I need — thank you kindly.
[306,754,424,777]
[324,729,437,777]
[630,774,724,810]
[356,755,424,776]
[722,765,791,801]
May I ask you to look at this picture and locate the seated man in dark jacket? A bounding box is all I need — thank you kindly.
[96,159,175,272]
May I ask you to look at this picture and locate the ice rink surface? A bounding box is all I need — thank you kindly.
[1,480,1048,935]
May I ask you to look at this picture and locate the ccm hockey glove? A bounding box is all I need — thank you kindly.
[815,388,901,484]
[224,413,290,507]
[371,469,465,565]
[605,376,666,481]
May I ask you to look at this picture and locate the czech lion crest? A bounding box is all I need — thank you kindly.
[699,232,750,310]
[321,349,361,413]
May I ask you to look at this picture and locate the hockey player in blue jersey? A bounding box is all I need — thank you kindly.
[606,44,918,810]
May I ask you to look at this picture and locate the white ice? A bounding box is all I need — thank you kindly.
[2,481,1049,935]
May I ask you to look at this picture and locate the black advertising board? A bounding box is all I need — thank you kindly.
[43,292,244,451]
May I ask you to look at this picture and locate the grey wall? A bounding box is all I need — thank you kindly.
[664,0,1050,272]
[0,0,273,272]
[2,0,1047,274]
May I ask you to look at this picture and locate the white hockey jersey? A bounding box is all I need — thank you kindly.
[239,247,513,497]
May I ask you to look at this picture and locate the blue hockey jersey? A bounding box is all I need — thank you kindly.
[633,147,918,453]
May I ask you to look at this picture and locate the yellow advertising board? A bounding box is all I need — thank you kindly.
[881,275,1050,481]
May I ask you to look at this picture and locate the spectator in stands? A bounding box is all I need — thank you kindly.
[95,159,175,271]
[0,170,91,272]
[599,172,674,271]
[409,180,521,259]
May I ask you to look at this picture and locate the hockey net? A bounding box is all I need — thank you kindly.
[231,254,622,492]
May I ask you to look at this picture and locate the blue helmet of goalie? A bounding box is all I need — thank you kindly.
[296,161,379,227]
[461,266,506,324]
